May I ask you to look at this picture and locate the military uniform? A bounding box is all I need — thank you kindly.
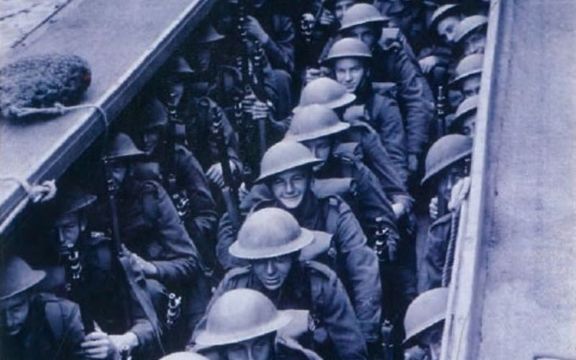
[314,143,399,237]
[422,213,453,291]
[195,261,368,360]
[117,178,210,349]
[217,189,381,343]
[0,293,85,360]
[352,90,410,185]
[339,120,410,200]
[370,43,434,162]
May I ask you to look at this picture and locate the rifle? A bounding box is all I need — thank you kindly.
[233,0,268,179]
[164,97,191,219]
[374,216,397,263]
[64,243,96,333]
[165,292,182,329]
[436,85,447,137]
[381,319,395,360]
[208,100,241,229]
[102,156,162,358]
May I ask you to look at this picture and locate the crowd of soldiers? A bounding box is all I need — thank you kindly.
[0,0,490,359]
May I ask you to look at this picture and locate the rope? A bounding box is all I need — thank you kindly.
[441,207,460,287]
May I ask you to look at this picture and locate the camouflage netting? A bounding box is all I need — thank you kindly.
[0,54,91,119]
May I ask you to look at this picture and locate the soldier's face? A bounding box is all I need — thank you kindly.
[141,129,161,154]
[270,168,311,209]
[463,31,486,56]
[191,47,212,73]
[334,0,355,22]
[461,75,481,99]
[460,115,476,137]
[417,325,443,360]
[110,161,128,188]
[252,255,293,291]
[0,294,30,336]
[159,78,185,108]
[302,137,332,168]
[54,212,84,254]
[333,58,367,93]
[347,24,379,49]
[437,16,460,44]
[224,333,274,360]
[438,166,466,201]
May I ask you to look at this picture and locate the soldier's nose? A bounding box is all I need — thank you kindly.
[266,260,275,274]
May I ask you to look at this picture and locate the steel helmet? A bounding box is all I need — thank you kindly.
[285,104,350,142]
[450,53,484,85]
[339,3,390,33]
[294,77,356,112]
[140,98,168,130]
[451,95,478,129]
[0,256,46,301]
[160,352,208,360]
[105,133,147,161]
[454,15,488,44]
[323,38,372,65]
[195,288,292,348]
[421,134,473,185]
[428,3,461,31]
[256,141,321,183]
[162,56,194,77]
[54,186,97,216]
[404,287,449,345]
[229,208,314,259]
[192,23,225,44]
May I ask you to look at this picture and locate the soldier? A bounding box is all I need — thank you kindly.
[338,3,435,178]
[428,3,463,46]
[0,256,88,359]
[133,98,219,273]
[284,106,418,347]
[103,132,210,350]
[450,95,478,137]
[421,135,472,290]
[322,38,409,184]
[284,104,399,238]
[296,76,411,193]
[453,15,488,56]
[197,208,368,359]
[217,141,382,354]
[450,53,483,100]
[403,288,449,360]
[195,288,322,359]
[46,187,162,359]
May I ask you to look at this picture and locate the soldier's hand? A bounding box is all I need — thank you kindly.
[109,332,139,357]
[392,202,406,219]
[448,176,471,211]
[429,196,439,220]
[80,331,117,359]
[408,154,419,173]
[129,252,158,278]
[343,104,366,123]
[238,182,250,204]
[418,55,440,74]
[277,309,310,340]
[245,16,269,44]
[304,67,322,85]
[318,9,336,26]
[206,161,236,189]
